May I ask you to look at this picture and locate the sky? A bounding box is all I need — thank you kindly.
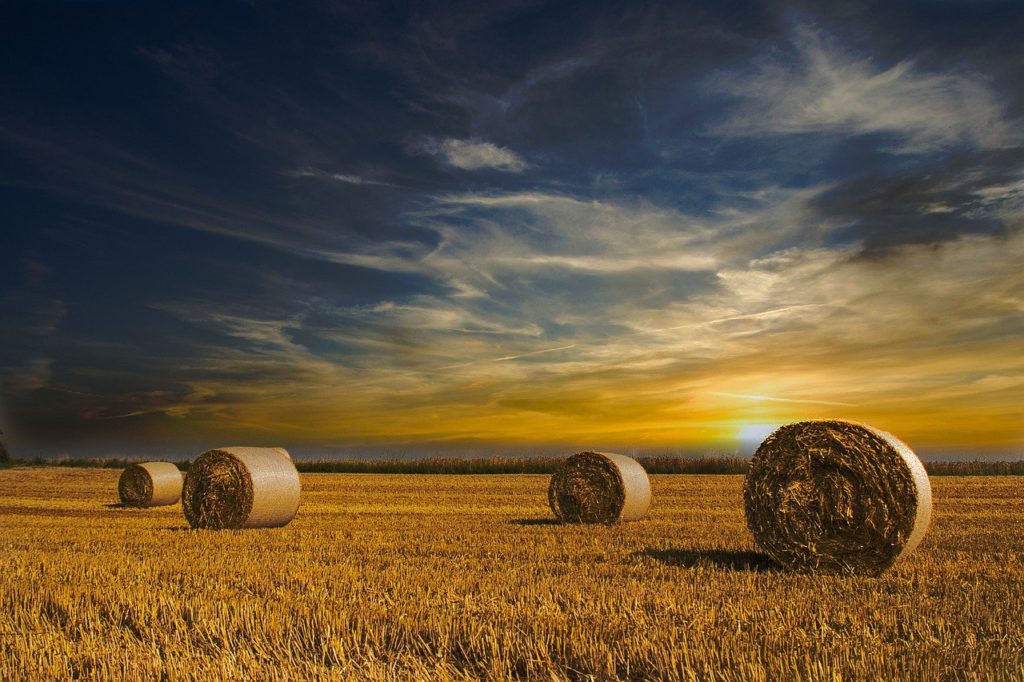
[1,0,1022,460]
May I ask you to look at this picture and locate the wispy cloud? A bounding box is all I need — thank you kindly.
[713,25,1019,153]
[0,126,419,269]
[4,357,55,392]
[418,137,528,172]
[284,166,397,187]
[105,410,149,420]
[709,392,858,407]
[136,183,1024,448]
[437,344,578,371]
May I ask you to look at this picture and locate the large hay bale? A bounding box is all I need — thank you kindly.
[118,462,183,507]
[182,447,300,529]
[548,451,652,524]
[743,420,932,576]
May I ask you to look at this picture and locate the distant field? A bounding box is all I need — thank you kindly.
[1,468,1023,680]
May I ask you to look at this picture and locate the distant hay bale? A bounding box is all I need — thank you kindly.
[548,452,652,524]
[743,420,932,576]
[118,462,183,508]
[182,447,301,530]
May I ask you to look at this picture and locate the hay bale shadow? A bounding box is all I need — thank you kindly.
[104,503,126,509]
[508,518,561,526]
[638,548,780,573]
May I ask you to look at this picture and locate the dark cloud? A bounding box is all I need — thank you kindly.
[813,148,1024,251]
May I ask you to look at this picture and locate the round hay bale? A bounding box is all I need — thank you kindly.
[743,420,932,576]
[182,447,301,530]
[118,462,183,507]
[548,451,652,524]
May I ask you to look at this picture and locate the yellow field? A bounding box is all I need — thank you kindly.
[1,468,1023,681]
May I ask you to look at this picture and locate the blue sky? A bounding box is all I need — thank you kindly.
[2,1,1022,458]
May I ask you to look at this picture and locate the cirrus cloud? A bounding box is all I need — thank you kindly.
[418,137,528,172]
[713,25,1020,154]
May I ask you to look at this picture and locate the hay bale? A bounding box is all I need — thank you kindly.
[118,462,183,508]
[548,451,652,524]
[182,447,300,530]
[743,420,932,575]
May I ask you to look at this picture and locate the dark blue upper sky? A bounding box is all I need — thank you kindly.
[2,1,1023,458]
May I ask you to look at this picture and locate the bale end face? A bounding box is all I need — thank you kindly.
[182,451,254,529]
[118,465,153,507]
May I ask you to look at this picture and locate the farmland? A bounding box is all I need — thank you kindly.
[1,468,1023,680]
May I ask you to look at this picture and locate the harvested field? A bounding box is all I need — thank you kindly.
[1,468,1023,680]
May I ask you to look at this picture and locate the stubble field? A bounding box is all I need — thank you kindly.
[1,468,1022,680]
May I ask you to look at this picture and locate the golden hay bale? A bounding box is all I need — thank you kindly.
[118,462,183,507]
[548,451,652,524]
[182,447,300,530]
[743,420,932,576]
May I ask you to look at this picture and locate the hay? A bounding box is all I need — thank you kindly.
[221,446,291,460]
[182,447,301,529]
[118,462,183,508]
[548,451,652,524]
[743,420,932,576]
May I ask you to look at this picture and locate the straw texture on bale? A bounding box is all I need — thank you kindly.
[182,447,300,529]
[744,420,932,576]
[118,462,183,507]
[548,451,652,524]
[218,446,291,461]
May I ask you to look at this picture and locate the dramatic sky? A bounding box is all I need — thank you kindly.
[2,1,1023,459]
